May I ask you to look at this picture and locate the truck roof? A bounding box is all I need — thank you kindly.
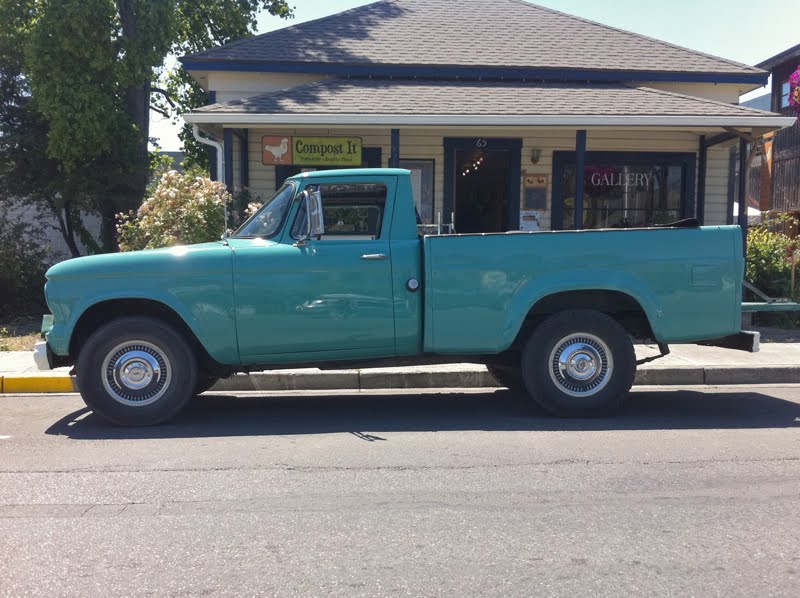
[287,168,410,180]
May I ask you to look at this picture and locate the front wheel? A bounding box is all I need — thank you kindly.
[521,310,635,417]
[76,316,198,426]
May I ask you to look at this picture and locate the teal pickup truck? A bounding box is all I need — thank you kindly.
[38,168,757,425]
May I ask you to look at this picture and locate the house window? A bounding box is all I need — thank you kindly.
[552,151,695,230]
[780,80,791,108]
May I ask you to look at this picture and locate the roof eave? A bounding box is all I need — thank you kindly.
[756,42,800,71]
[184,113,797,130]
[179,59,768,86]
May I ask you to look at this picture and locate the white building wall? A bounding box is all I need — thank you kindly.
[1,199,101,264]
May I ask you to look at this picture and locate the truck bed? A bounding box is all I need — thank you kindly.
[422,226,744,353]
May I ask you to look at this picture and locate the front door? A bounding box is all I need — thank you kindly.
[233,176,398,362]
[444,138,522,233]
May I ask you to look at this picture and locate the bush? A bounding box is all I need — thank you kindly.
[0,217,51,317]
[117,169,230,251]
[745,215,797,327]
[746,215,798,301]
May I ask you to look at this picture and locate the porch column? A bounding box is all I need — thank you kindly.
[208,91,218,181]
[575,130,587,229]
[223,128,234,191]
[737,137,748,252]
[239,129,249,189]
[389,129,400,168]
[696,135,707,225]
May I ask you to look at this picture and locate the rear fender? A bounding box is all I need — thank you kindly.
[502,270,664,350]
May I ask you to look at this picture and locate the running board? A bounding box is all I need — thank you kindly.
[742,301,800,313]
[697,331,760,353]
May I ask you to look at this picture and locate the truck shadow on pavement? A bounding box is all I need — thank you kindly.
[45,388,800,440]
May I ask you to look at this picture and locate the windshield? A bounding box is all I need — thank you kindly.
[233,182,296,238]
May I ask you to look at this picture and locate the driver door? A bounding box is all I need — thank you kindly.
[233,176,398,362]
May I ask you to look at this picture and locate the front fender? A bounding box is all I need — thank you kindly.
[46,277,239,365]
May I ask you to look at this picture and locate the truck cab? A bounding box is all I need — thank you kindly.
[228,169,423,362]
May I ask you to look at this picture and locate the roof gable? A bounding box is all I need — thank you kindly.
[182,0,764,82]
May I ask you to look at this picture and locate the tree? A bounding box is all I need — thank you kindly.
[0,0,99,258]
[13,0,293,251]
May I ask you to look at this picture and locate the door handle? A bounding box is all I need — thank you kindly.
[360,253,387,260]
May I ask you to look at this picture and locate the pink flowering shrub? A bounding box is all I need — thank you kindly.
[790,66,800,117]
[117,170,230,251]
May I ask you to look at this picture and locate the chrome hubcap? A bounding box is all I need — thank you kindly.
[548,333,613,397]
[101,341,171,407]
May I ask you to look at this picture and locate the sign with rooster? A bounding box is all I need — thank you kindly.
[262,136,362,166]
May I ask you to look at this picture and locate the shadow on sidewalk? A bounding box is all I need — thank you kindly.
[45,387,800,440]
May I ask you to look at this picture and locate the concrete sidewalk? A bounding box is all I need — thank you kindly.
[1,342,799,393]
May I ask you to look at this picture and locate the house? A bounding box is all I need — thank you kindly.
[751,43,800,214]
[180,0,795,234]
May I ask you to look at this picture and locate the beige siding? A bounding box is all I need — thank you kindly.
[705,142,735,225]
[642,82,754,104]
[231,127,731,229]
[207,72,327,103]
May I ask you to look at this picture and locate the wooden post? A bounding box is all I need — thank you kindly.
[390,129,400,168]
[575,130,587,229]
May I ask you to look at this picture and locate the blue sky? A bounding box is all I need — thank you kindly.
[150,0,798,150]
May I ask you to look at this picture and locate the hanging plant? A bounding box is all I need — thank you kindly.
[790,65,800,118]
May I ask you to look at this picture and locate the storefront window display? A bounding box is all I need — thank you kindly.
[552,152,695,230]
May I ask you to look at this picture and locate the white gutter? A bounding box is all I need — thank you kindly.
[191,124,225,183]
[184,113,797,129]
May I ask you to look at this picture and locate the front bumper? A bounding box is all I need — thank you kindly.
[33,341,53,371]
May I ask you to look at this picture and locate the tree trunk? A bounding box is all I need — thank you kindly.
[109,0,151,252]
[45,196,81,258]
[61,200,82,257]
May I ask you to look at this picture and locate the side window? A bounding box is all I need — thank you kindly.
[292,183,388,240]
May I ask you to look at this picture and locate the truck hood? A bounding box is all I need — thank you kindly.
[46,242,232,280]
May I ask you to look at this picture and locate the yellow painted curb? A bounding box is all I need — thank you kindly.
[1,375,76,393]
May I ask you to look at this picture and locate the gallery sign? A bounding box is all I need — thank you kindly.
[589,171,653,187]
[262,136,362,166]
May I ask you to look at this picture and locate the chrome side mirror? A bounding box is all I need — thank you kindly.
[294,189,325,246]
[308,190,324,237]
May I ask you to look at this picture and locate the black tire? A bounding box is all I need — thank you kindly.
[486,364,525,392]
[194,376,219,395]
[76,316,198,426]
[521,309,635,417]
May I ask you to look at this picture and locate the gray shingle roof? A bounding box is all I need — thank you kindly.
[193,79,780,118]
[183,0,762,77]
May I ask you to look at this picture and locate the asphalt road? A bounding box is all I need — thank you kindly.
[1,386,800,597]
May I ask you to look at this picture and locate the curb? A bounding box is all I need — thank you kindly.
[1,365,798,394]
[1,374,76,394]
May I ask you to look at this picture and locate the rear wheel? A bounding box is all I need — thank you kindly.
[76,316,197,426]
[521,310,635,417]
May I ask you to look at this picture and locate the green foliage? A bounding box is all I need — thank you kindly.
[0,216,51,318]
[0,0,99,257]
[4,0,294,249]
[746,215,798,299]
[152,0,294,166]
[117,169,230,251]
